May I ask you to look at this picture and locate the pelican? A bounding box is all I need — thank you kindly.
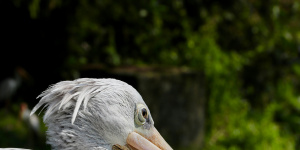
[20,102,40,134]
[30,78,172,150]
[0,67,29,108]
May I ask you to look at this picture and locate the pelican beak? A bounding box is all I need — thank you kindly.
[126,127,172,150]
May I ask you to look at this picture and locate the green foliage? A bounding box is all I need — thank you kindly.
[0,104,49,150]
[28,0,40,19]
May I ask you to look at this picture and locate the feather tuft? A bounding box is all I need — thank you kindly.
[30,78,129,123]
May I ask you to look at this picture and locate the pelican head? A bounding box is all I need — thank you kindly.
[30,78,172,150]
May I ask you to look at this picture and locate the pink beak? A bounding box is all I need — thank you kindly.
[126,127,172,150]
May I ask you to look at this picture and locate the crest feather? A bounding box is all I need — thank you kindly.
[30,78,126,124]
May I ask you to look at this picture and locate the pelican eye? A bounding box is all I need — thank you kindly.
[142,108,147,118]
[135,104,149,126]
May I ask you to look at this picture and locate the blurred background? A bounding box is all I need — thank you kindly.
[0,0,300,149]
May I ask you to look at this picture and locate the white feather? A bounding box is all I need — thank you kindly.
[30,78,148,150]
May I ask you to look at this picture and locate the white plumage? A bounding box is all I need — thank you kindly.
[20,102,40,134]
[30,78,172,150]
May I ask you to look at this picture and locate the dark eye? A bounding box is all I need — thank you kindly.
[142,108,147,118]
[135,104,149,125]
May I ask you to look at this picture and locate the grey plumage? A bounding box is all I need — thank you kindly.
[30,78,154,150]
